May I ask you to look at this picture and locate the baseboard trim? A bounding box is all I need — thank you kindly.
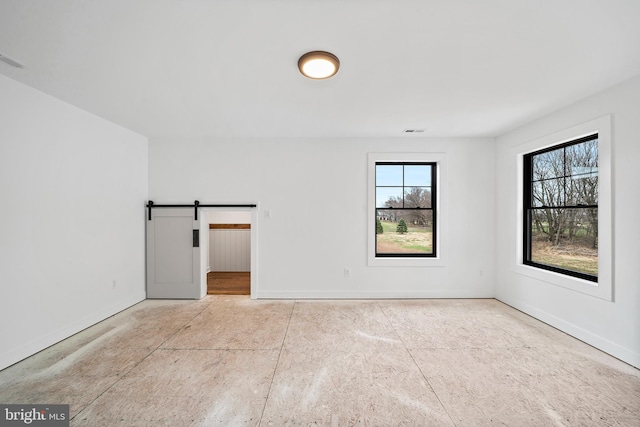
[254,290,493,299]
[0,292,146,371]
[497,296,640,369]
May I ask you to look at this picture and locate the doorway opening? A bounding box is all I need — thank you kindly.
[207,272,250,295]
[202,209,256,297]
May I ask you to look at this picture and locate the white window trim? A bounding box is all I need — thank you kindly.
[368,152,447,267]
[514,115,613,301]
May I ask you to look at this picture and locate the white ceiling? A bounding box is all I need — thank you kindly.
[1,0,639,139]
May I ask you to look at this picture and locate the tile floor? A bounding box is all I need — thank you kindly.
[0,297,639,426]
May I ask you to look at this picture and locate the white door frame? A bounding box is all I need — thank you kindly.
[200,206,258,299]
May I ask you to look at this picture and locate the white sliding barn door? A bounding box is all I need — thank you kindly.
[146,208,204,299]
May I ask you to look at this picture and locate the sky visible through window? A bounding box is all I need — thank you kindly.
[376,164,431,208]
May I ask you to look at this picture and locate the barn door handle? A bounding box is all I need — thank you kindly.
[193,230,200,248]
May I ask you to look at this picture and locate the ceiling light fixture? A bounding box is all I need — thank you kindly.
[298,51,340,79]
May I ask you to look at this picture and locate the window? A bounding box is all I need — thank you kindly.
[375,162,437,257]
[515,115,611,300]
[523,134,598,282]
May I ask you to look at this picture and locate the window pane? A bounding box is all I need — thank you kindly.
[566,138,598,177]
[376,165,403,186]
[404,187,431,208]
[376,187,403,208]
[566,139,598,206]
[530,207,598,276]
[533,149,564,180]
[376,210,433,255]
[404,165,431,186]
[525,135,599,281]
[567,175,598,206]
[531,178,564,207]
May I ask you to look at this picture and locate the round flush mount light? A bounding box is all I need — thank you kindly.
[298,51,340,79]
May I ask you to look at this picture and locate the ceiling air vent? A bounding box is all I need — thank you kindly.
[403,129,426,133]
[0,52,24,69]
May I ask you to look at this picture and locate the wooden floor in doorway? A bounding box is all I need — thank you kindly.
[207,272,250,295]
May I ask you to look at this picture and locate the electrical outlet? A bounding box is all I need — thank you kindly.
[344,268,351,278]
[112,280,117,289]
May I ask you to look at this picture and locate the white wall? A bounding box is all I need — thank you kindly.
[0,75,148,370]
[495,74,640,368]
[206,211,252,272]
[209,230,251,272]
[149,137,496,298]
[207,211,251,224]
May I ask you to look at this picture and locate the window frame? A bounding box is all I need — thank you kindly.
[368,152,446,267]
[514,115,612,301]
[375,161,437,258]
[522,134,599,282]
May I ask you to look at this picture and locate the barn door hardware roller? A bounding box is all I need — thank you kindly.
[146,200,257,221]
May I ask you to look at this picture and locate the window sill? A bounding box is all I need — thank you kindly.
[368,256,446,267]
[513,262,611,300]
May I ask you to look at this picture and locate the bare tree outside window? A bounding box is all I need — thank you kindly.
[525,135,598,280]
